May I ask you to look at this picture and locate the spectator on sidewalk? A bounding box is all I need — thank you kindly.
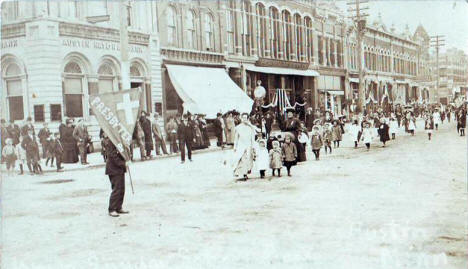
[38,122,51,159]
[213,113,225,148]
[50,132,64,172]
[177,114,194,163]
[165,117,179,154]
[152,113,168,156]
[73,119,90,165]
[140,111,153,159]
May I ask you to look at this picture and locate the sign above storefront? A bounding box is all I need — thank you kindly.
[62,38,144,54]
[256,58,309,70]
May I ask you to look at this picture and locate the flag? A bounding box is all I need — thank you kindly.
[89,88,143,161]
[276,88,291,120]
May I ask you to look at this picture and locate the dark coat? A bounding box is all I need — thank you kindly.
[105,141,127,176]
[213,118,224,136]
[50,139,64,156]
[6,124,20,145]
[378,123,390,142]
[305,112,314,131]
[21,135,39,159]
[177,122,194,142]
[21,124,35,137]
[140,117,153,148]
[38,128,51,145]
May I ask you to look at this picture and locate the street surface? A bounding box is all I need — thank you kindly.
[1,121,466,269]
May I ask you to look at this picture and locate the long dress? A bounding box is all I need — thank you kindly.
[232,122,256,177]
[61,125,79,163]
[225,117,236,145]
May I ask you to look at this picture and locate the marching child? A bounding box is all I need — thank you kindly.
[389,117,398,140]
[425,115,434,140]
[323,123,333,154]
[21,130,42,174]
[349,120,361,148]
[282,136,297,177]
[331,120,343,148]
[2,138,17,176]
[45,134,55,167]
[255,139,269,179]
[16,136,27,175]
[51,132,64,172]
[361,122,374,151]
[269,140,282,177]
[310,127,323,160]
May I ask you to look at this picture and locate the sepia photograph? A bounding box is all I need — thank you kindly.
[0,0,467,268]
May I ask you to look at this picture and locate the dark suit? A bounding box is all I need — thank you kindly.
[51,139,64,170]
[177,122,194,161]
[213,118,224,146]
[21,124,35,137]
[105,141,127,213]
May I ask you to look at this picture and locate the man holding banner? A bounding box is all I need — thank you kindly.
[89,88,143,217]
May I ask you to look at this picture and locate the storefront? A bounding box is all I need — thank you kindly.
[1,19,158,140]
[317,75,345,116]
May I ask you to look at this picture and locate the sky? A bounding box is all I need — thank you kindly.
[335,0,468,54]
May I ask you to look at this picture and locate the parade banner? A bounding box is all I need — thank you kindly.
[89,88,143,161]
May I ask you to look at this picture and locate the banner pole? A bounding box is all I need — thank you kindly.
[127,164,135,195]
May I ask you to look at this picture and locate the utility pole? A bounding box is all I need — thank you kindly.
[347,0,369,113]
[120,0,131,90]
[430,35,445,103]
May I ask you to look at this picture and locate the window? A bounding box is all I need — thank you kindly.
[226,6,235,54]
[204,13,214,50]
[269,7,280,58]
[4,0,19,22]
[256,3,267,57]
[305,17,313,62]
[98,63,116,94]
[167,7,177,46]
[50,104,62,121]
[68,0,79,18]
[5,63,24,121]
[63,62,83,118]
[186,10,196,49]
[282,10,292,60]
[294,14,302,61]
[34,105,45,122]
[241,1,252,56]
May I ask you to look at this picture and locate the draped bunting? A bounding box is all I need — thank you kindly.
[260,89,307,110]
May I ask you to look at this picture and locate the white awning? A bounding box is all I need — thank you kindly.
[245,65,320,77]
[349,78,359,83]
[166,65,254,118]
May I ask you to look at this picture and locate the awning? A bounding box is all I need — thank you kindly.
[245,65,320,77]
[349,78,359,83]
[166,65,254,118]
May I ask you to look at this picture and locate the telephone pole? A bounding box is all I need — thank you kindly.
[120,0,131,90]
[430,35,445,103]
[347,0,369,113]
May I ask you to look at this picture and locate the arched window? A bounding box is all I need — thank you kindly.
[304,17,313,63]
[269,7,280,59]
[256,3,267,57]
[4,63,24,121]
[204,13,214,50]
[186,10,196,49]
[294,14,303,62]
[167,6,177,46]
[282,10,292,60]
[63,61,84,117]
[226,1,235,54]
[98,62,117,94]
[241,1,253,56]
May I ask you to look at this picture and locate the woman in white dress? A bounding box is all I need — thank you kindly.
[232,113,258,181]
[361,122,374,151]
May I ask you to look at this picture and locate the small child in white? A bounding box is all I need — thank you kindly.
[16,136,27,175]
[255,139,269,179]
[2,138,17,176]
[389,117,398,140]
[269,140,282,177]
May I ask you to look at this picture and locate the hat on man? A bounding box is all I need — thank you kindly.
[26,116,32,121]
[216,112,222,117]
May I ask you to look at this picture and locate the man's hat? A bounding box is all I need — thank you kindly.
[286,108,295,113]
[26,116,32,121]
[182,114,189,120]
[217,112,222,117]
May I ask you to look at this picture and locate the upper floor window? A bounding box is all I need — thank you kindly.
[167,7,177,46]
[204,13,214,50]
[256,3,267,57]
[186,10,196,49]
